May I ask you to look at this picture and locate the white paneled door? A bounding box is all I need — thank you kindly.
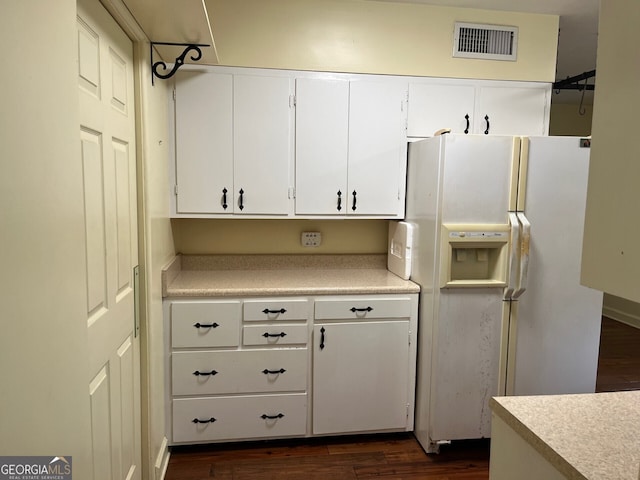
[77,0,141,479]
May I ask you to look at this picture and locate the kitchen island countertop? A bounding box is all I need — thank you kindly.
[162,254,420,297]
[490,391,640,480]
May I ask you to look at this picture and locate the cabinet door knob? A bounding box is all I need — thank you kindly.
[320,326,326,350]
[464,114,470,134]
[484,115,490,135]
[352,190,357,211]
[337,190,342,211]
[222,188,228,210]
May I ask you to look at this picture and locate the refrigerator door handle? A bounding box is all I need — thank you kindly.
[512,212,531,299]
[504,212,521,300]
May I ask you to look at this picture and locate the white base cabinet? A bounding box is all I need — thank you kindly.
[164,293,418,444]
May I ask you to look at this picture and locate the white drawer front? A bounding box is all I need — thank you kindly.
[172,349,308,395]
[314,297,413,320]
[171,301,241,348]
[243,324,308,346]
[243,299,309,322]
[172,394,307,443]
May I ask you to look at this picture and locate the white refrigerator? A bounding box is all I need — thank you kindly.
[405,135,603,453]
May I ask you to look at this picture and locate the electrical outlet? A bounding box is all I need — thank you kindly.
[301,231,322,247]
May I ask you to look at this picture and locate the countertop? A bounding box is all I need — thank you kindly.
[490,391,640,480]
[162,254,420,297]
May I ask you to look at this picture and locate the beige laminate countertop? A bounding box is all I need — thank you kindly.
[162,254,420,297]
[490,391,640,480]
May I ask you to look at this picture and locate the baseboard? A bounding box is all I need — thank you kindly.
[603,306,640,329]
[154,436,170,480]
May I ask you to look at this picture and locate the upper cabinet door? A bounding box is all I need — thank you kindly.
[348,81,407,216]
[407,83,476,137]
[295,78,349,215]
[234,74,293,215]
[174,71,233,214]
[474,86,548,136]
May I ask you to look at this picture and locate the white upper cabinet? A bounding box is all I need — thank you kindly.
[348,80,408,217]
[474,86,548,136]
[233,74,293,215]
[295,78,408,218]
[407,83,476,136]
[407,80,549,138]
[172,70,294,216]
[295,78,350,215]
[174,70,233,214]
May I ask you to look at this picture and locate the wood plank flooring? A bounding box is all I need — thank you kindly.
[165,317,640,480]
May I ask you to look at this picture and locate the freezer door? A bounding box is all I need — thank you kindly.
[429,288,504,442]
[510,136,603,396]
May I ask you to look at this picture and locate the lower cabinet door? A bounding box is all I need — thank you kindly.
[313,320,410,434]
[172,393,307,443]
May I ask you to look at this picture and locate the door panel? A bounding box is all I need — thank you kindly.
[77,0,141,478]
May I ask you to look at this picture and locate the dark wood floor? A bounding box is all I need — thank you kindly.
[165,317,640,480]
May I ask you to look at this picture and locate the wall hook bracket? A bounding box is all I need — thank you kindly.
[150,42,210,85]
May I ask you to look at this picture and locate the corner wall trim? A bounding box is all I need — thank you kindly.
[154,436,170,480]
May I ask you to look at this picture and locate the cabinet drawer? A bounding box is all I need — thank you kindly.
[243,299,309,322]
[172,349,308,395]
[171,301,241,348]
[243,324,308,346]
[172,393,307,443]
[314,297,413,320]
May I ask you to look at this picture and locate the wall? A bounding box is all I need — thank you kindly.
[173,219,388,254]
[549,103,593,136]
[207,0,559,82]
[0,1,92,477]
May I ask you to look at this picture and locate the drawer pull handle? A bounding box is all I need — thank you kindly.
[193,370,218,376]
[261,413,284,420]
[262,332,287,338]
[350,306,373,313]
[193,322,219,329]
[262,308,287,315]
[262,368,286,375]
[192,417,216,424]
[320,326,325,350]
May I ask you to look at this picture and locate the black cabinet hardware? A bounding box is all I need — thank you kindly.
[464,114,470,134]
[350,306,373,313]
[320,326,325,350]
[193,369,218,376]
[261,413,284,420]
[262,368,286,375]
[484,115,490,135]
[352,190,357,211]
[262,332,287,338]
[222,188,228,210]
[337,190,342,211]
[192,417,216,424]
[193,322,219,328]
[238,188,244,210]
[262,308,286,314]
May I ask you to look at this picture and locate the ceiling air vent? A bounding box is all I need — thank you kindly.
[453,22,518,61]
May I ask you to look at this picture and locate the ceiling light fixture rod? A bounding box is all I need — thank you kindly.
[150,42,210,85]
